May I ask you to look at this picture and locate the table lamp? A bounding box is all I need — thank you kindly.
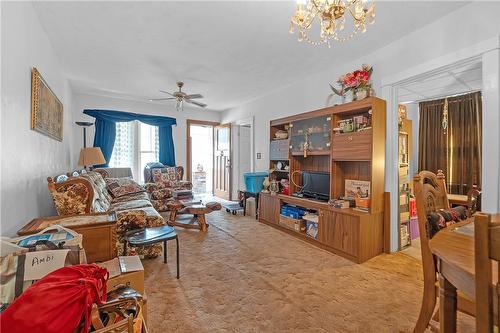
[78,147,106,170]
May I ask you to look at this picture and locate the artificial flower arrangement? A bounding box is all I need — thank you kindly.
[330,64,373,101]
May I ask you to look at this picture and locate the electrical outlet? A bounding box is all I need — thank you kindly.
[256,153,261,159]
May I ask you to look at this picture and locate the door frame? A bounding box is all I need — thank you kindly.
[186,119,220,193]
[214,123,232,201]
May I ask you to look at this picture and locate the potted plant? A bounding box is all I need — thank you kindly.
[329,65,373,102]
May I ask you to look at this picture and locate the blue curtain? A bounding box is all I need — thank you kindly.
[93,118,116,167]
[83,109,177,167]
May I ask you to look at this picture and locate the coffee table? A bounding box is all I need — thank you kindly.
[167,201,221,232]
[124,226,179,279]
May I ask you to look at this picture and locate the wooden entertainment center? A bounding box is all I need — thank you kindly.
[259,97,386,263]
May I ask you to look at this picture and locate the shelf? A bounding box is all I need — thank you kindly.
[291,131,330,137]
[291,151,331,156]
[271,169,289,173]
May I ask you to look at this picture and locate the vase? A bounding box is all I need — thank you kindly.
[353,88,369,101]
[262,177,270,193]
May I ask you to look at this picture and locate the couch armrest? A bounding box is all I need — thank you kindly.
[47,177,94,215]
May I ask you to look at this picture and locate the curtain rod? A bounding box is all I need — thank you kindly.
[401,89,481,104]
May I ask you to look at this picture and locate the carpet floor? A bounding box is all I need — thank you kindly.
[143,211,474,332]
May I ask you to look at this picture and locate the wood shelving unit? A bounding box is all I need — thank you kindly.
[260,97,386,263]
[398,119,412,249]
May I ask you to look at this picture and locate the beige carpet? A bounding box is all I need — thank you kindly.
[143,211,474,332]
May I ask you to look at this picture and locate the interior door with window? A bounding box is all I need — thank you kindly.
[214,123,231,200]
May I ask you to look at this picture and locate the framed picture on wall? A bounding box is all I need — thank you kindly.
[31,67,64,141]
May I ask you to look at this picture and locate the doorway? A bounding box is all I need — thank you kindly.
[186,120,219,196]
[232,117,255,200]
[393,58,483,256]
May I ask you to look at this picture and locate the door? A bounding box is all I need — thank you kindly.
[214,123,231,200]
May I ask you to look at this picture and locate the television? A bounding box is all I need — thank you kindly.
[301,171,330,201]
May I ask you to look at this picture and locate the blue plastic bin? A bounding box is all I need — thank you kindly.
[243,172,269,193]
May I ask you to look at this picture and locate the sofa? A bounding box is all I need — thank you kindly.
[47,170,164,259]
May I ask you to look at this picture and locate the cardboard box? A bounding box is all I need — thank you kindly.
[99,256,145,294]
[279,215,306,233]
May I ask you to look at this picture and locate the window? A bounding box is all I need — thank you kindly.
[139,122,159,181]
[109,121,159,182]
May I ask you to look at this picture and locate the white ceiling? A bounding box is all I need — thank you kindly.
[399,61,482,103]
[32,1,470,111]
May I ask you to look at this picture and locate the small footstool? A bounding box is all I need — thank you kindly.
[123,225,179,279]
[168,201,222,232]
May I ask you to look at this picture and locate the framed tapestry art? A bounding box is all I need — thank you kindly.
[31,67,63,141]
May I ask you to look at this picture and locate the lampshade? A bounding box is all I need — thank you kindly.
[78,147,106,167]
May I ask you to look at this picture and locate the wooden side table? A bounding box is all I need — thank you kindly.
[18,212,117,263]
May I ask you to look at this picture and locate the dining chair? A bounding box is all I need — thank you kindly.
[474,212,499,333]
[413,170,475,333]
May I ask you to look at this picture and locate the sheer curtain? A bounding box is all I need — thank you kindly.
[418,91,482,195]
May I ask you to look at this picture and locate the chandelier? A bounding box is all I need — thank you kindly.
[289,0,376,47]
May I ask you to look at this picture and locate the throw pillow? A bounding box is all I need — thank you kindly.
[105,177,145,198]
[426,206,468,239]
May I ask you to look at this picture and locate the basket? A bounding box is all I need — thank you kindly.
[243,172,268,193]
[279,215,306,233]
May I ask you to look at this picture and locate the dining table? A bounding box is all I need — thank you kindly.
[429,213,499,333]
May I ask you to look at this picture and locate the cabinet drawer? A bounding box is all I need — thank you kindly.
[332,130,372,161]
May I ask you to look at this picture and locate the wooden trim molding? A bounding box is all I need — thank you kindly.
[186,119,219,182]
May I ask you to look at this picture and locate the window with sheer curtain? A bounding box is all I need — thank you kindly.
[109,121,159,182]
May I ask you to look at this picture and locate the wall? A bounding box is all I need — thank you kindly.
[72,93,221,172]
[221,2,500,250]
[1,2,75,236]
[405,103,419,179]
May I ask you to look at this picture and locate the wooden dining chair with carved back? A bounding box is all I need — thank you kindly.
[474,212,499,333]
[413,170,475,333]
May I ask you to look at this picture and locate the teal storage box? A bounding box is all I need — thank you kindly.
[243,172,268,193]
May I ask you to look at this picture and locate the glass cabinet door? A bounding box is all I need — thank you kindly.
[289,115,331,155]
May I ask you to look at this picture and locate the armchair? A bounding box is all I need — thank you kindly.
[144,166,192,212]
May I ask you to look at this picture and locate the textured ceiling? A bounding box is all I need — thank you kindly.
[33,1,470,111]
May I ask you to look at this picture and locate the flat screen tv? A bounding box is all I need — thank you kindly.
[301,171,330,201]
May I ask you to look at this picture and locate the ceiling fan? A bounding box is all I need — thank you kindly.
[149,81,207,111]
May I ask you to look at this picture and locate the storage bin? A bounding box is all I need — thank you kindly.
[279,215,306,233]
[243,172,268,193]
[305,221,319,239]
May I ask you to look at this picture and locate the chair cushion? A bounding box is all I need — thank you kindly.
[111,199,152,211]
[111,192,150,203]
[427,206,468,238]
[105,178,145,198]
[152,168,179,184]
[80,171,112,212]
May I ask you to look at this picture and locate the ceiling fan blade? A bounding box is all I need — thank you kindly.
[159,89,175,96]
[184,94,203,99]
[185,99,207,108]
[149,97,176,101]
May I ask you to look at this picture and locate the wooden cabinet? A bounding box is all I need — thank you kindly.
[332,130,372,161]
[319,210,359,257]
[259,194,280,224]
[259,97,386,263]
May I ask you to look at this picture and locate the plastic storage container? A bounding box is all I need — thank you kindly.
[243,172,269,193]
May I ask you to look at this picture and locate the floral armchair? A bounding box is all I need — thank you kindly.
[144,166,193,212]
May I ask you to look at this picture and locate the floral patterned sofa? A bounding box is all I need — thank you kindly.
[47,170,165,259]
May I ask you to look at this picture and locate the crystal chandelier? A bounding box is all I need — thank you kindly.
[289,0,376,47]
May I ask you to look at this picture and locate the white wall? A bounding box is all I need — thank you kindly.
[405,103,419,179]
[221,2,500,250]
[72,93,221,172]
[1,2,75,236]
